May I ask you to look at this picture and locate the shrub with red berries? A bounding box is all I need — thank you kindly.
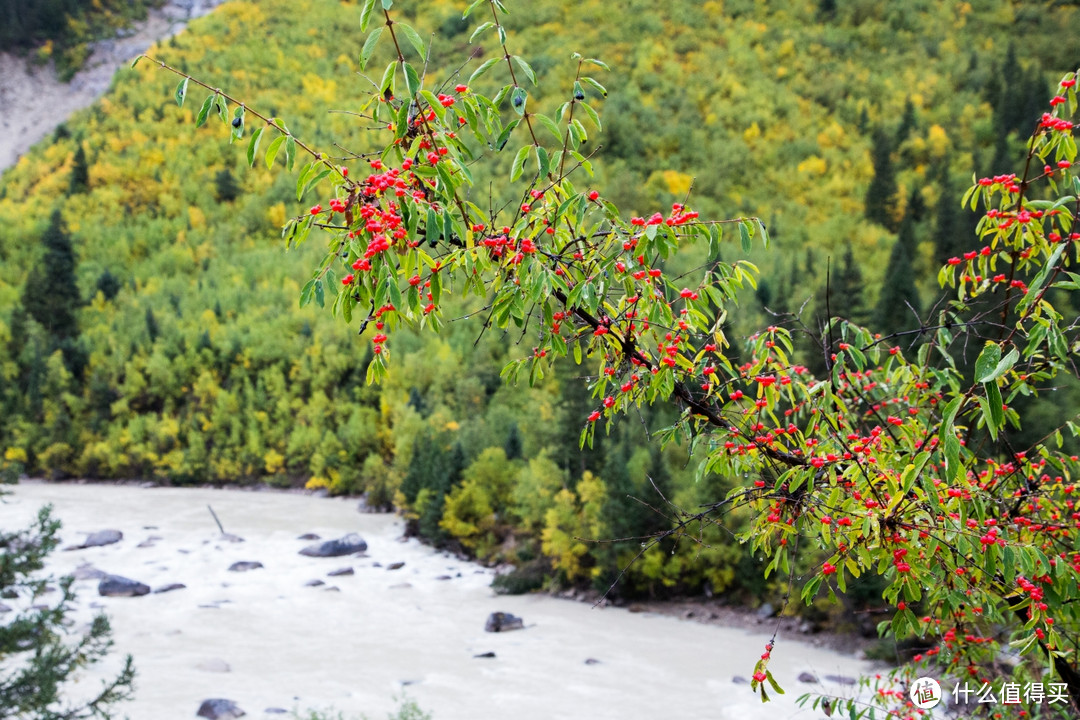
[150,1,1080,716]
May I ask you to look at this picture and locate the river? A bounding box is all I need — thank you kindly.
[0,481,874,720]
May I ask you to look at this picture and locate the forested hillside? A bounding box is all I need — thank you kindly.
[2,0,1078,604]
[0,0,161,79]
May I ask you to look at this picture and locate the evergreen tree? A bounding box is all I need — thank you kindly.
[895,98,917,145]
[95,268,121,302]
[145,307,159,343]
[69,143,89,194]
[0,503,135,716]
[503,422,523,461]
[873,214,922,336]
[864,129,900,231]
[214,168,241,203]
[22,210,79,343]
[933,164,967,266]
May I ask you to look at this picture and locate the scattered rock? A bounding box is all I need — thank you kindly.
[797,671,818,684]
[389,582,412,590]
[219,533,244,544]
[195,658,231,673]
[324,586,340,592]
[681,609,696,620]
[0,603,11,613]
[228,561,263,572]
[732,676,749,685]
[357,495,389,513]
[297,533,321,541]
[1,589,17,599]
[473,651,496,658]
[797,620,819,634]
[264,710,288,716]
[196,698,245,719]
[372,562,382,568]
[153,583,186,594]
[435,575,452,581]
[64,529,123,551]
[304,579,325,587]
[484,611,525,633]
[755,602,776,620]
[98,575,150,597]
[584,658,601,665]
[824,674,857,686]
[387,561,405,571]
[298,533,368,558]
[627,603,646,613]
[327,567,354,577]
[136,538,158,548]
[73,564,106,580]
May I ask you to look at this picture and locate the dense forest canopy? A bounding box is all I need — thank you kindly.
[1,0,1079,616]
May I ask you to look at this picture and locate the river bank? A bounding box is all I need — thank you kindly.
[0,480,876,719]
[0,0,225,172]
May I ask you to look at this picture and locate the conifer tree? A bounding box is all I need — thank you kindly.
[0,503,135,717]
[69,143,89,194]
[933,163,966,266]
[864,129,899,231]
[873,214,922,336]
[22,211,79,343]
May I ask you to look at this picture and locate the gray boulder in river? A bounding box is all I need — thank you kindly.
[485,611,525,632]
[227,561,263,572]
[98,575,150,597]
[196,698,245,719]
[298,533,367,557]
[64,529,122,550]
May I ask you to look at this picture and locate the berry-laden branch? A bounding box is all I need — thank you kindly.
[149,0,1080,713]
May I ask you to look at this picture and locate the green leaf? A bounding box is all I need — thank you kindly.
[174,77,188,107]
[581,76,607,97]
[512,55,536,85]
[230,106,245,142]
[511,86,528,116]
[983,381,1004,439]
[215,96,228,124]
[397,23,426,59]
[536,145,551,178]
[285,136,296,171]
[579,101,601,130]
[584,58,610,71]
[463,0,485,17]
[359,0,377,31]
[265,135,286,170]
[246,126,264,167]
[494,119,519,150]
[469,57,500,85]
[379,61,396,95]
[404,62,421,97]
[469,21,494,43]
[314,279,325,308]
[739,222,751,252]
[359,27,383,70]
[510,144,530,182]
[533,113,563,143]
[195,94,214,128]
[1017,241,1066,314]
[381,0,393,9]
[974,343,1002,383]
[944,434,962,482]
[300,279,316,308]
[130,55,143,69]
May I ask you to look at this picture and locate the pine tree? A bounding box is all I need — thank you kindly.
[873,214,922,336]
[145,307,159,343]
[503,422,523,461]
[895,98,917,145]
[933,164,966,266]
[864,129,900,231]
[0,503,135,716]
[95,268,121,301]
[214,168,241,203]
[69,143,89,194]
[22,210,79,343]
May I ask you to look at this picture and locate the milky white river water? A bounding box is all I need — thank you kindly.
[0,482,874,719]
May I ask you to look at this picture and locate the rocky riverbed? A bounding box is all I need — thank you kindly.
[0,480,876,719]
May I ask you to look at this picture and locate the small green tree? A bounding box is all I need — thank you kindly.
[0,502,135,718]
[864,128,900,231]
